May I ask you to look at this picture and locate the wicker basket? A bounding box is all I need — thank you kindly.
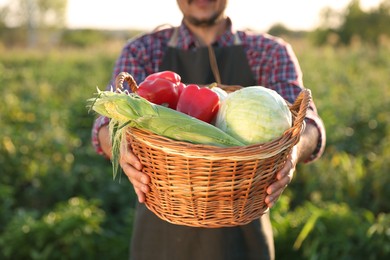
[117,72,311,228]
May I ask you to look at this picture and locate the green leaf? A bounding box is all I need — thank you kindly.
[293,210,323,250]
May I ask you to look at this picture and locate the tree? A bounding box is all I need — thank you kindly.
[0,0,67,47]
[268,23,291,37]
[2,0,67,28]
[312,0,390,46]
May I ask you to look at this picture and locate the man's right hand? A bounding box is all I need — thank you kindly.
[119,139,150,203]
[99,125,150,203]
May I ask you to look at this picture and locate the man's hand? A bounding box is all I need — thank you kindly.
[264,122,320,208]
[119,139,150,203]
[265,146,298,208]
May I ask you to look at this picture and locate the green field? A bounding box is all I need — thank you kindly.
[1,40,389,259]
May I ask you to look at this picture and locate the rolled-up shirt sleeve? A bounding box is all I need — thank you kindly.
[303,102,326,163]
[90,37,149,158]
[253,37,326,163]
[91,115,110,158]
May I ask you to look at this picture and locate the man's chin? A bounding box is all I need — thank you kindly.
[186,13,220,27]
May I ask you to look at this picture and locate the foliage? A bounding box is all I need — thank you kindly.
[0,197,104,260]
[312,0,390,46]
[0,0,67,28]
[269,40,390,259]
[0,0,68,47]
[60,29,109,48]
[267,23,308,39]
[1,39,390,259]
[59,29,139,48]
[0,47,136,259]
[272,200,390,260]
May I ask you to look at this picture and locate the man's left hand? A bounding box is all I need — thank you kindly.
[265,146,298,208]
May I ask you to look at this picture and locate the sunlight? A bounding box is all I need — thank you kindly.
[0,0,383,31]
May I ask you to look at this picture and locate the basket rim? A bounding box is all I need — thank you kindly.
[127,125,299,160]
[126,88,311,160]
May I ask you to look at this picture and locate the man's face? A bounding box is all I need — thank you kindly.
[176,0,228,27]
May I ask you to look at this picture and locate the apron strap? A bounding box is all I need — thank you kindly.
[207,45,222,84]
[207,32,241,85]
[168,27,180,47]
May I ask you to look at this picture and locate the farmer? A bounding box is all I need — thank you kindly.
[92,0,326,259]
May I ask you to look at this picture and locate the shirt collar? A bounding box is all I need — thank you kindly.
[176,17,236,49]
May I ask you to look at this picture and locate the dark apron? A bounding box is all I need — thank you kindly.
[130,30,274,260]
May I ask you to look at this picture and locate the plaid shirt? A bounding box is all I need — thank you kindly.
[92,19,326,162]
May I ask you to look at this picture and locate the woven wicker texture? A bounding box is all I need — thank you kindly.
[118,72,311,228]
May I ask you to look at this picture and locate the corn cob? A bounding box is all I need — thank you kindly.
[88,89,244,147]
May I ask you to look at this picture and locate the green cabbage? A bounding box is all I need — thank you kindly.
[214,86,292,145]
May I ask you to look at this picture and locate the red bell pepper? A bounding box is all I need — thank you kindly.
[176,84,220,123]
[144,70,181,85]
[137,77,179,109]
[177,82,187,97]
[136,71,187,109]
[145,70,187,96]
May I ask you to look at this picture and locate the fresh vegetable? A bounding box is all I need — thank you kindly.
[144,70,181,85]
[176,84,220,123]
[136,77,179,109]
[210,85,228,101]
[214,86,292,145]
[177,82,187,97]
[88,89,243,147]
[144,70,187,102]
[127,71,188,109]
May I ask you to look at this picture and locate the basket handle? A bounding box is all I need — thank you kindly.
[115,72,139,93]
[216,84,243,93]
[288,88,312,137]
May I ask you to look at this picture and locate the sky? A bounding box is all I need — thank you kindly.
[0,0,384,31]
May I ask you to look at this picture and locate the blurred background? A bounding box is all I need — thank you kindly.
[0,0,389,259]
